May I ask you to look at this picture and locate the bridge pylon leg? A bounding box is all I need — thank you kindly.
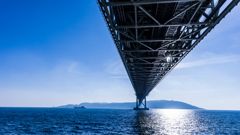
[133,97,149,110]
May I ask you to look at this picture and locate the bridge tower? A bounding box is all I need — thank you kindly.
[134,97,149,110]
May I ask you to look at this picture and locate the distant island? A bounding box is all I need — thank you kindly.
[58,100,203,109]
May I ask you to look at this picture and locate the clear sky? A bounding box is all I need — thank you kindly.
[0,0,239,110]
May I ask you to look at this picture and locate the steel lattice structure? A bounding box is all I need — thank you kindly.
[98,0,240,109]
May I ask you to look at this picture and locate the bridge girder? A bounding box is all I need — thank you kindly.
[98,0,240,109]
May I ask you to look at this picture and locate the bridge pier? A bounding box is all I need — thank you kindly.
[134,97,149,110]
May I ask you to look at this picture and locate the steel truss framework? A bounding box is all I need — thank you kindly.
[98,0,240,108]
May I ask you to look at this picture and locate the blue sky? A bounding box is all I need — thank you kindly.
[0,0,239,110]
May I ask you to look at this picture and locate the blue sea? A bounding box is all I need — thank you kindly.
[0,108,239,134]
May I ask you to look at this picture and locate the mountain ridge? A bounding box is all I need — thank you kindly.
[57,100,203,109]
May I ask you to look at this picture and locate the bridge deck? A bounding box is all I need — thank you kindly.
[98,0,240,107]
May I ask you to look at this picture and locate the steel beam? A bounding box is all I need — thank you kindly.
[123,49,189,52]
[126,56,180,59]
[127,62,176,64]
[105,0,205,6]
[138,5,161,25]
[115,22,210,29]
[164,2,200,25]
[121,38,198,42]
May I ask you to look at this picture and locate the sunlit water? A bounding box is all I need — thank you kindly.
[0,108,239,134]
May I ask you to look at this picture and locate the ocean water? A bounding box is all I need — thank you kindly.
[0,108,239,134]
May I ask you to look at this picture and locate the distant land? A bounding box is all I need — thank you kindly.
[58,100,203,109]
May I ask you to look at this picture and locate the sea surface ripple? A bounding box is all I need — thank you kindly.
[0,108,240,134]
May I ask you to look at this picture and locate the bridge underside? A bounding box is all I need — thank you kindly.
[98,0,239,109]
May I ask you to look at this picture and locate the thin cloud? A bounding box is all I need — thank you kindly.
[230,32,240,47]
[176,54,240,69]
[106,60,128,78]
[109,76,128,79]
[67,62,82,74]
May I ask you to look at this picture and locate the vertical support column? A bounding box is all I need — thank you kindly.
[144,97,147,109]
[134,96,149,110]
[134,5,138,40]
[136,97,138,109]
